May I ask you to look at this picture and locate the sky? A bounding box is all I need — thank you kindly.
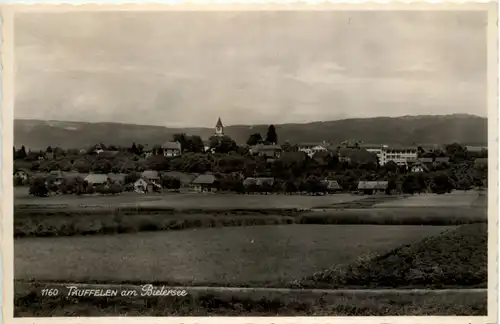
[14,10,488,127]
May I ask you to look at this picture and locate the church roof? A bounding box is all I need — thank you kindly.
[216,117,223,128]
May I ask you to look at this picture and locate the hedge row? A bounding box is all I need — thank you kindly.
[14,208,487,238]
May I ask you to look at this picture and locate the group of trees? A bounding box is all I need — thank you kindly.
[246,125,278,146]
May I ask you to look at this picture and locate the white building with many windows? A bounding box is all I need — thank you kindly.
[352,143,418,166]
[383,147,418,166]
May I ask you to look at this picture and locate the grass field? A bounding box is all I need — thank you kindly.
[14,282,486,316]
[15,225,453,287]
[15,187,364,210]
[373,190,486,208]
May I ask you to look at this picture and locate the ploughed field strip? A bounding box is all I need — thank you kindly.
[315,195,407,209]
[14,225,453,288]
[296,223,487,289]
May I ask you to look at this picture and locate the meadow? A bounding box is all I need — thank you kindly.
[15,225,453,287]
[14,188,487,237]
[14,187,364,210]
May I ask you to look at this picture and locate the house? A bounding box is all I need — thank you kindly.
[410,164,427,173]
[298,143,329,158]
[107,173,127,184]
[250,144,282,160]
[161,141,182,157]
[92,145,104,155]
[84,174,109,186]
[323,179,342,193]
[357,181,388,195]
[191,174,218,192]
[133,178,149,193]
[141,170,161,184]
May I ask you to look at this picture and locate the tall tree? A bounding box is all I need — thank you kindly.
[17,146,27,159]
[173,133,188,152]
[247,133,263,146]
[445,143,468,163]
[131,142,139,155]
[209,135,238,154]
[265,125,278,144]
[188,135,205,153]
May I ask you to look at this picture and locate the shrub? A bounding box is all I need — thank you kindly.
[29,178,49,197]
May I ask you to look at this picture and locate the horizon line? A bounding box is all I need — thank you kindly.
[14,113,486,129]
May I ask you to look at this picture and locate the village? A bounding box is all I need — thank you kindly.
[13,117,488,197]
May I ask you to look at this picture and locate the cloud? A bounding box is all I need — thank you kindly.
[14,11,488,126]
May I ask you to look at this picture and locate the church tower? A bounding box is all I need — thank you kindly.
[215,117,224,137]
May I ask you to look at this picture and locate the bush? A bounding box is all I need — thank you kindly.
[29,178,49,197]
[14,176,24,187]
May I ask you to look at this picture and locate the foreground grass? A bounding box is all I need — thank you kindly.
[15,225,451,287]
[14,206,485,238]
[14,283,487,316]
[297,224,487,289]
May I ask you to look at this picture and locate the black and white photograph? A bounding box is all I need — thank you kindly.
[3,3,497,320]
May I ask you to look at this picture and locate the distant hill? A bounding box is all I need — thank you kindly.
[14,114,487,150]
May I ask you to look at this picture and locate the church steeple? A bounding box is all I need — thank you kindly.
[215,117,224,136]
